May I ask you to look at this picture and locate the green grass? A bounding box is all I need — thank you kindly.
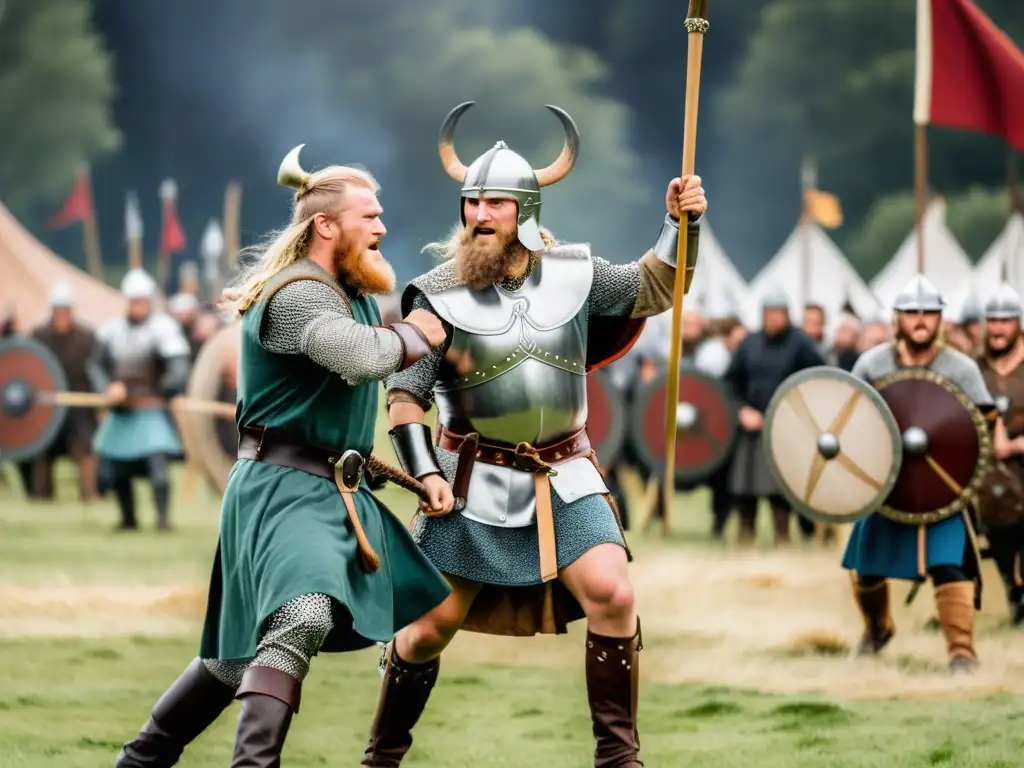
[2,397,1024,766]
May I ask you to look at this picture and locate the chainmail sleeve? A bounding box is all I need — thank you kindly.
[260,280,404,385]
[384,291,448,411]
[589,256,643,317]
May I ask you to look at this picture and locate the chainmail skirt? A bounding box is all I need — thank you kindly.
[412,489,624,586]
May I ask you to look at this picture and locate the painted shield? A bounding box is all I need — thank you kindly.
[177,322,240,492]
[764,366,902,524]
[585,369,626,468]
[874,368,992,525]
[630,366,738,483]
[0,337,70,462]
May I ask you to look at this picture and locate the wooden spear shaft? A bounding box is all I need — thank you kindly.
[662,0,710,529]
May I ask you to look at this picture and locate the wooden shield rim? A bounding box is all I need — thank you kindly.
[179,322,239,492]
[0,337,70,462]
[586,369,626,468]
[763,366,903,524]
[874,368,992,525]
[629,366,738,483]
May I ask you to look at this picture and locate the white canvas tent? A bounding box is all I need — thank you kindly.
[973,212,1024,305]
[686,219,750,318]
[869,198,975,317]
[743,221,879,333]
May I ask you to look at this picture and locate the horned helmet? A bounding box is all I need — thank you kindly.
[436,101,580,251]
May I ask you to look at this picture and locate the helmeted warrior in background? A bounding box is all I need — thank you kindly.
[842,275,998,672]
[958,291,984,355]
[361,102,707,768]
[723,286,826,546]
[115,147,452,767]
[20,282,100,501]
[976,282,1024,625]
[88,268,191,530]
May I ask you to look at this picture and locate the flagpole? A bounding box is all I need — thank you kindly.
[1007,150,1020,282]
[800,155,814,311]
[83,201,104,281]
[914,125,928,275]
[223,182,242,280]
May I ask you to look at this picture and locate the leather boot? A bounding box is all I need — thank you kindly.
[77,453,99,502]
[737,501,757,547]
[116,658,237,766]
[231,666,300,767]
[361,641,440,767]
[586,618,643,768]
[852,578,895,656]
[934,582,979,673]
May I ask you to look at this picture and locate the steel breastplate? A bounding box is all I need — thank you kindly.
[426,249,593,447]
[107,320,162,395]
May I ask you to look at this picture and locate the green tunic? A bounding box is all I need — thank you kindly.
[199,261,451,661]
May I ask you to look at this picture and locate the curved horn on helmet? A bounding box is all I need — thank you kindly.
[534,105,580,187]
[277,144,310,189]
[437,102,473,182]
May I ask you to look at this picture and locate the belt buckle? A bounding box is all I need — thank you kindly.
[338,449,364,491]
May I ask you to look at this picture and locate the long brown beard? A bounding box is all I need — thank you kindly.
[334,239,395,295]
[453,225,528,290]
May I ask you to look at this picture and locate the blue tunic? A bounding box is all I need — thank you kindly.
[841,512,967,580]
[93,408,183,460]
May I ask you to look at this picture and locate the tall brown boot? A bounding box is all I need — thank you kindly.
[852,578,895,656]
[231,666,299,767]
[361,642,440,767]
[116,658,237,766]
[934,582,979,673]
[586,618,643,768]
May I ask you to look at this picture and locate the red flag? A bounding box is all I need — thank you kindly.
[915,0,1024,151]
[159,179,187,254]
[48,167,95,229]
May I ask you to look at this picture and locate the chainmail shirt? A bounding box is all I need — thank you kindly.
[260,280,404,385]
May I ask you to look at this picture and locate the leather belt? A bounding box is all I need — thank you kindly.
[237,426,381,572]
[438,426,592,584]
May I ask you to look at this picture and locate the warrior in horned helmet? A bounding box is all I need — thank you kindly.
[360,102,707,767]
[115,147,451,766]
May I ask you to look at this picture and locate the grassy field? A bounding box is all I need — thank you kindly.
[3,402,1024,766]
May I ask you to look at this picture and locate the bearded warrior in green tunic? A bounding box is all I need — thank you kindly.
[360,103,708,767]
[115,148,452,767]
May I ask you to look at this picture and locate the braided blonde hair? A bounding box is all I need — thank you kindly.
[222,146,378,316]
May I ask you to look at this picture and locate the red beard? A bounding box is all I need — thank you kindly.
[333,238,395,295]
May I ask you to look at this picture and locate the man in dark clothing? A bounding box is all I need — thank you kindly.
[724,288,827,546]
[25,283,101,500]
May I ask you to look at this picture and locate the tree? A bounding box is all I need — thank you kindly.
[269,1,656,273]
[0,0,120,220]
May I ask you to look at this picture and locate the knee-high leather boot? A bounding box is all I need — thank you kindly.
[361,642,441,767]
[852,577,895,656]
[934,582,978,673]
[586,618,643,768]
[116,658,237,766]
[231,666,300,768]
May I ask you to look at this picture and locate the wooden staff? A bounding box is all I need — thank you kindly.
[662,0,710,529]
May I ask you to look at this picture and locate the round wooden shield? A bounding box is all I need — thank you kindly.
[585,369,626,468]
[763,366,902,524]
[177,322,240,492]
[629,366,737,483]
[875,369,992,525]
[0,337,70,462]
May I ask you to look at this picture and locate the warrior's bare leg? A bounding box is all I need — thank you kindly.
[560,542,642,767]
[362,575,481,767]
